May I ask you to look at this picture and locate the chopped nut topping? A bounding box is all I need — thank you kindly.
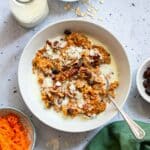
[32,32,119,118]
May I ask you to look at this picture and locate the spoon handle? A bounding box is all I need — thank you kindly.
[110,98,145,140]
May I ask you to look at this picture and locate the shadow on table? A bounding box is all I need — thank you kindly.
[126,87,150,120]
[33,118,97,150]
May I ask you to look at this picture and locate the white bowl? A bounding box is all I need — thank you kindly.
[0,107,36,150]
[137,58,150,103]
[18,19,131,132]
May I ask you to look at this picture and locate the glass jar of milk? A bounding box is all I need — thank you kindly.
[9,0,49,28]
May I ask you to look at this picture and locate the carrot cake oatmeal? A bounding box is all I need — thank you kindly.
[32,30,119,118]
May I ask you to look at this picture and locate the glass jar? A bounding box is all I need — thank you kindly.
[9,0,49,28]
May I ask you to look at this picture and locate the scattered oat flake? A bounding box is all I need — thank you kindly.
[64,3,72,11]
[88,2,98,11]
[86,11,95,18]
[75,7,85,17]
[87,7,97,16]
[63,0,103,21]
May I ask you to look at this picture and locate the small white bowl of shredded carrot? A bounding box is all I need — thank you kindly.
[0,107,36,150]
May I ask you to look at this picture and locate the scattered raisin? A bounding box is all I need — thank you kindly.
[53,41,59,47]
[52,77,55,80]
[84,72,92,79]
[52,69,60,74]
[73,59,83,69]
[91,55,101,67]
[67,108,74,115]
[46,40,52,46]
[64,29,72,35]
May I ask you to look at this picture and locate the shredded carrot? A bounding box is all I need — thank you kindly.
[0,113,31,150]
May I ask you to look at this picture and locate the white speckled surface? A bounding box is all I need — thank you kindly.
[0,0,150,150]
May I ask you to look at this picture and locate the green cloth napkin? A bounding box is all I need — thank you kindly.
[85,121,150,150]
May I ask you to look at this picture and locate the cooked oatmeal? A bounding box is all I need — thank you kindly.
[32,31,119,118]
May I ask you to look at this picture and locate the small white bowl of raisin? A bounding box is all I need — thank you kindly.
[137,58,150,103]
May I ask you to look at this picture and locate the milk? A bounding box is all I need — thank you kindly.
[9,0,49,28]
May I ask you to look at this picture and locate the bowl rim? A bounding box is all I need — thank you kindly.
[18,18,132,132]
[136,57,150,103]
[0,107,36,150]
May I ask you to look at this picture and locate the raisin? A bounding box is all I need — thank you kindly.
[88,79,95,85]
[52,69,60,74]
[143,80,148,88]
[91,55,101,67]
[64,29,72,35]
[93,55,100,60]
[143,67,150,96]
[147,78,150,83]
[46,40,52,46]
[53,41,59,47]
[73,63,79,69]
[85,72,92,79]
[143,69,150,78]
[73,59,83,70]
[145,87,150,96]
[67,108,74,115]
